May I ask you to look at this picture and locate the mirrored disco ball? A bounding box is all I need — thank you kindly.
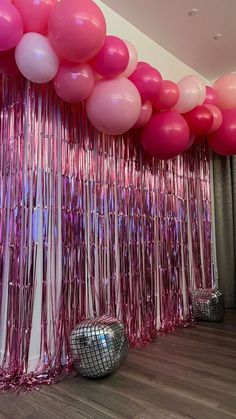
[70,316,129,378]
[192,288,224,321]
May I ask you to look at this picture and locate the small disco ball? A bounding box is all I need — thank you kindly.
[192,288,224,322]
[70,315,129,378]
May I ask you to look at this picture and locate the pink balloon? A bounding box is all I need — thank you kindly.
[172,78,201,113]
[183,105,213,135]
[0,49,19,75]
[141,111,190,160]
[184,75,206,104]
[54,62,95,104]
[90,36,129,79]
[86,77,141,135]
[13,0,56,35]
[0,0,23,51]
[208,109,236,155]
[203,86,218,106]
[153,80,179,110]
[213,73,236,110]
[129,65,162,102]
[134,101,152,128]
[121,40,138,78]
[204,104,222,133]
[15,33,59,83]
[48,0,106,63]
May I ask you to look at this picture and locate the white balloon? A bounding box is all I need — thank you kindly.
[184,75,206,104]
[172,79,201,113]
[121,40,138,78]
[15,32,59,84]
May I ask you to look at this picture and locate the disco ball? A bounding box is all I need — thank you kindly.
[192,288,224,322]
[70,315,129,378]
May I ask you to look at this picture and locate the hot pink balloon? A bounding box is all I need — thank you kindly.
[141,111,190,160]
[48,0,106,63]
[15,33,59,83]
[86,77,141,135]
[184,75,206,104]
[208,109,236,155]
[172,78,201,114]
[136,61,151,70]
[183,105,213,135]
[203,86,218,106]
[0,0,23,51]
[121,40,138,78]
[204,104,222,133]
[0,49,19,75]
[90,36,129,79]
[153,80,179,110]
[13,0,56,35]
[129,65,162,102]
[134,101,152,128]
[213,73,236,110]
[54,62,95,104]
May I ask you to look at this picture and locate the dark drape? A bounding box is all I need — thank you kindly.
[213,154,236,308]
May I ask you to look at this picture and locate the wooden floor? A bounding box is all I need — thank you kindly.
[0,310,236,419]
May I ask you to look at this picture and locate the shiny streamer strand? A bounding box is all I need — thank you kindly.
[0,76,214,391]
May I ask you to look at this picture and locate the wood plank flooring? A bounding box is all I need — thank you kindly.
[0,310,236,419]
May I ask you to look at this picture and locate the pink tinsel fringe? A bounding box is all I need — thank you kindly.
[0,76,214,391]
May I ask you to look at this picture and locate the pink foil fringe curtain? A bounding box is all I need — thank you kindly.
[0,76,214,391]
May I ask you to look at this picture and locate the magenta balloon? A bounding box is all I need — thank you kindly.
[183,105,213,135]
[90,36,129,79]
[121,40,138,78]
[54,62,95,104]
[86,77,141,135]
[136,61,151,70]
[204,104,222,133]
[129,66,162,102]
[172,78,201,113]
[0,0,23,51]
[184,75,206,104]
[153,80,179,110]
[213,73,236,110]
[15,33,59,83]
[0,49,19,75]
[203,86,218,106]
[141,111,190,160]
[134,101,152,128]
[208,109,236,155]
[13,0,56,35]
[48,0,106,63]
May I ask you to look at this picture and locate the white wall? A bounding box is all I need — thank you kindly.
[97,0,209,83]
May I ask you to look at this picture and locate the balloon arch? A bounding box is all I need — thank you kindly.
[1,0,236,157]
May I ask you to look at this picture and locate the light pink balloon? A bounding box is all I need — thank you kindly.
[0,0,23,51]
[172,78,201,114]
[15,33,59,83]
[204,104,223,133]
[54,62,95,104]
[121,40,138,78]
[86,77,141,135]
[13,0,56,35]
[134,101,152,128]
[213,73,236,110]
[184,75,206,104]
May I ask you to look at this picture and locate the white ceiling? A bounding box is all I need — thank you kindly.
[101,0,236,80]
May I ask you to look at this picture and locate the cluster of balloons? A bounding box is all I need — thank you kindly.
[1,0,236,159]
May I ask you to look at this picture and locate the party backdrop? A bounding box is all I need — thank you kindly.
[0,76,214,391]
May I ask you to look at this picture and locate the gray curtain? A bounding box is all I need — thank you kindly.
[213,154,236,308]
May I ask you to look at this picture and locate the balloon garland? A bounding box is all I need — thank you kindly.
[0,0,236,158]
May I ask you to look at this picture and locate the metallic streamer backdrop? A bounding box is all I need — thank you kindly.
[0,76,214,390]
